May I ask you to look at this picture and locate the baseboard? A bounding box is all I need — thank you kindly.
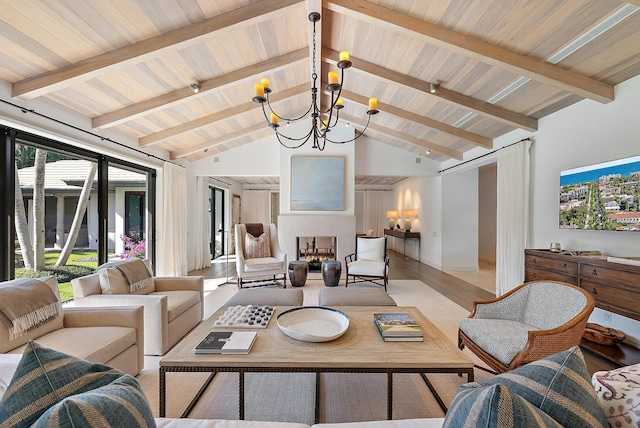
[478,257,496,266]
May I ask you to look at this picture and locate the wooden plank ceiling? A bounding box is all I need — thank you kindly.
[1,0,639,184]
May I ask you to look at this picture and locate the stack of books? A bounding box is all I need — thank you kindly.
[373,312,423,342]
[195,331,257,354]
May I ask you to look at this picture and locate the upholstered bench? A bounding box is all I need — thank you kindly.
[224,288,304,307]
[318,287,396,306]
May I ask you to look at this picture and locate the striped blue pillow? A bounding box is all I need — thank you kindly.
[446,346,608,427]
[0,341,155,428]
[444,383,562,427]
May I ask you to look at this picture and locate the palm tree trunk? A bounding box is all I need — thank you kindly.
[33,149,47,271]
[55,162,97,266]
[14,168,34,270]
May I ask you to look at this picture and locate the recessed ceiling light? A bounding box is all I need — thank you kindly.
[189,83,201,93]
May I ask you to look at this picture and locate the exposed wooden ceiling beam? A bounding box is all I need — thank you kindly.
[94,48,308,130]
[140,84,309,146]
[326,0,614,104]
[170,123,270,159]
[324,49,537,131]
[340,113,463,160]
[336,88,493,149]
[12,0,304,100]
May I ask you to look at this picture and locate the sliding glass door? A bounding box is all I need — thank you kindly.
[209,187,225,259]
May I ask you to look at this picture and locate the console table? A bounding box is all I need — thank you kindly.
[524,249,640,366]
[384,229,420,261]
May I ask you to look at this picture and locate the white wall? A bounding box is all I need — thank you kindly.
[442,169,479,270]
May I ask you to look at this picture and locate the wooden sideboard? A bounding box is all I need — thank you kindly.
[384,229,421,260]
[524,249,640,366]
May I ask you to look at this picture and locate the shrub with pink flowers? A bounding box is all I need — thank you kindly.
[118,227,146,259]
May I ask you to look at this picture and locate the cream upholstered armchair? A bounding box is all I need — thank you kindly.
[458,280,595,374]
[345,236,390,291]
[235,223,287,289]
[71,259,203,356]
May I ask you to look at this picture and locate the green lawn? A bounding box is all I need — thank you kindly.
[15,250,105,302]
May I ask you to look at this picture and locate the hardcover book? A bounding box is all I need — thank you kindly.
[195,331,257,354]
[373,313,423,338]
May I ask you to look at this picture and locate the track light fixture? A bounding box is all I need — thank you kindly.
[429,82,439,94]
[189,83,201,93]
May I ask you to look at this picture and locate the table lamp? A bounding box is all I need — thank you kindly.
[403,209,417,231]
[386,210,399,230]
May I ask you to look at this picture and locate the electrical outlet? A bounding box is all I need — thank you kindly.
[603,311,612,322]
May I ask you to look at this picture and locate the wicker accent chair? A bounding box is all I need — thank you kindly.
[458,280,595,374]
[344,236,390,291]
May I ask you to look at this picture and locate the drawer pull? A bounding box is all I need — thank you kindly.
[563,263,567,270]
[532,258,537,264]
[592,269,598,276]
[591,288,597,295]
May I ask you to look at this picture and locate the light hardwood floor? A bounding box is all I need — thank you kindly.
[190,250,496,312]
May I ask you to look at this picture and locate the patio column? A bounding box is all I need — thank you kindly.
[56,196,65,249]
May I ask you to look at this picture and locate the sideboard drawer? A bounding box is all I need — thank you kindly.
[580,264,640,290]
[581,280,640,321]
[525,254,578,275]
[524,267,578,285]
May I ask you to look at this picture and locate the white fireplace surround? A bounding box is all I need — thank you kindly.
[278,214,356,279]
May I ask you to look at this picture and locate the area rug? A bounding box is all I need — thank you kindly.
[137,279,493,423]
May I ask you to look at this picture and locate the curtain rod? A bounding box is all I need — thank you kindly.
[438,137,532,174]
[0,98,185,168]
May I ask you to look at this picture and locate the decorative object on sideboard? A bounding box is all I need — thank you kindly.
[386,210,399,230]
[252,12,378,151]
[549,242,561,252]
[583,323,625,346]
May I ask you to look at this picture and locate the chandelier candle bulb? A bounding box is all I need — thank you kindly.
[369,98,377,111]
[335,97,343,109]
[328,71,339,85]
[340,51,349,61]
[255,83,264,97]
[261,78,270,89]
[270,113,278,124]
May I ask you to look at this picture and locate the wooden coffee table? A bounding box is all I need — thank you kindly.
[159,306,473,422]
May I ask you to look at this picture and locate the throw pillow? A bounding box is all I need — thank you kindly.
[592,362,640,428]
[460,346,608,427]
[244,232,271,259]
[0,376,6,401]
[0,340,156,428]
[443,383,562,427]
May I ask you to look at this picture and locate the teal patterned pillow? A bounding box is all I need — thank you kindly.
[444,383,562,427]
[451,346,608,427]
[0,341,155,428]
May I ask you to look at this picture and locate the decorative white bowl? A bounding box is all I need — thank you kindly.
[277,306,350,342]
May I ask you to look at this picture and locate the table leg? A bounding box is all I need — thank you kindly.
[315,371,321,424]
[387,372,393,420]
[159,367,167,417]
[239,370,245,420]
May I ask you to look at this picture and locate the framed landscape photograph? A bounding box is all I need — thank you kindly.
[559,154,640,231]
[291,156,345,211]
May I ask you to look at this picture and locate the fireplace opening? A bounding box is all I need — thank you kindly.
[296,236,336,271]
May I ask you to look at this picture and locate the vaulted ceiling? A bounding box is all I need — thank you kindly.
[1,0,640,176]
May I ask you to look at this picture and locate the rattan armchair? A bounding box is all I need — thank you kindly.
[458,280,595,374]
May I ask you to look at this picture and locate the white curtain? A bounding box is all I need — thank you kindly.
[242,190,270,223]
[159,162,188,276]
[364,191,392,236]
[189,176,211,271]
[496,139,532,296]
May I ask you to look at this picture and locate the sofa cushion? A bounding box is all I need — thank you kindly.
[458,318,538,366]
[0,341,155,428]
[225,289,304,306]
[319,288,396,306]
[150,290,201,322]
[0,376,6,401]
[443,383,561,427]
[0,277,64,354]
[7,326,137,365]
[592,362,640,428]
[458,346,608,427]
[245,233,271,259]
[98,259,155,295]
